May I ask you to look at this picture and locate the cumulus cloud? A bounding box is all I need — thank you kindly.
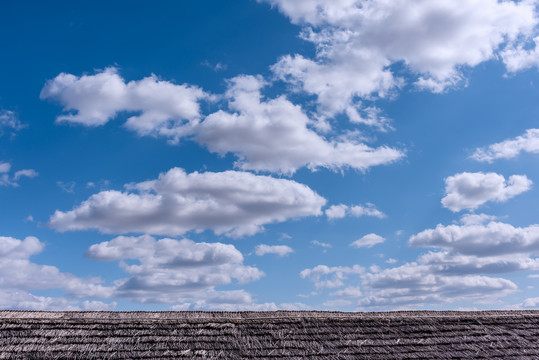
[254,244,294,257]
[518,297,539,308]
[441,172,532,212]
[300,264,364,289]
[196,75,403,174]
[471,128,539,163]
[359,263,517,309]
[325,203,386,219]
[49,167,326,238]
[410,219,539,257]
[0,290,116,311]
[303,214,539,309]
[418,251,539,275]
[266,0,538,120]
[502,36,539,72]
[41,67,209,143]
[350,233,385,249]
[86,235,264,304]
[0,236,115,310]
[42,71,403,174]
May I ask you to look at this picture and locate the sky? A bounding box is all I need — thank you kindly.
[2,0,539,311]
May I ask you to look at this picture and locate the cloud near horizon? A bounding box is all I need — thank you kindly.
[0,235,115,310]
[86,235,264,306]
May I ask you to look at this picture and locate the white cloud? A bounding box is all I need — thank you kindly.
[49,167,326,238]
[519,297,539,308]
[359,262,517,309]
[441,172,532,212]
[13,169,38,181]
[0,110,25,136]
[350,233,385,248]
[323,299,353,307]
[0,163,38,187]
[196,75,403,174]
[0,235,114,310]
[42,71,403,174]
[300,264,364,288]
[330,286,362,298]
[304,215,539,309]
[0,162,10,173]
[177,301,312,311]
[0,290,116,311]
[418,251,539,275]
[502,36,539,72]
[266,0,538,119]
[311,240,332,248]
[410,219,539,257]
[254,244,294,257]
[325,204,347,219]
[40,67,209,143]
[86,235,264,304]
[56,181,75,193]
[471,128,539,163]
[459,213,498,226]
[325,203,386,219]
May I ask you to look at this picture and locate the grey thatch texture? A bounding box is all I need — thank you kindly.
[1,310,539,359]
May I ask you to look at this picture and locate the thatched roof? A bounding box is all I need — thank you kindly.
[1,310,538,359]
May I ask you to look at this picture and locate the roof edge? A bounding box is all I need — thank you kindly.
[1,310,539,320]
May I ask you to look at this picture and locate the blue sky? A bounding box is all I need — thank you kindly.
[2,0,539,311]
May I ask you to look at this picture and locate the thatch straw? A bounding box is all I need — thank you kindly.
[1,310,538,359]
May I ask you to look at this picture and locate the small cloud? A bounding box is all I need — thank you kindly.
[201,60,227,72]
[326,203,386,220]
[385,258,397,264]
[0,163,37,187]
[14,169,38,181]
[441,172,532,212]
[297,291,318,298]
[350,233,386,249]
[330,286,362,298]
[471,128,539,163]
[255,244,294,257]
[279,233,292,241]
[459,213,498,226]
[323,299,353,308]
[57,181,76,193]
[0,110,26,137]
[0,162,10,173]
[311,240,331,248]
[311,240,331,253]
[25,215,34,222]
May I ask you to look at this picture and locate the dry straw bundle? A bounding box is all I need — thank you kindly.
[1,310,538,359]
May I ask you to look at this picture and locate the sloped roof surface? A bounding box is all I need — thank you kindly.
[1,310,539,359]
